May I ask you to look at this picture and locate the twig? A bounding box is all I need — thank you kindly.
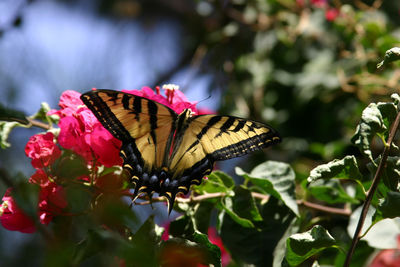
[27,118,51,130]
[298,200,351,216]
[344,108,400,266]
[134,191,351,216]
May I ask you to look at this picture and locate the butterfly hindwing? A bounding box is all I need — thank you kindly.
[169,115,281,179]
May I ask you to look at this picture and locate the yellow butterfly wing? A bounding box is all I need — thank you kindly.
[168,114,281,193]
[81,90,177,174]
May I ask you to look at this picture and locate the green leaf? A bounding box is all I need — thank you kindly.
[53,151,90,180]
[334,241,374,267]
[72,229,105,265]
[308,179,359,204]
[233,186,263,222]
[378,191,400,218]
[0,102,29,124]
[221,198,295,266]
[194,202,214,234]
[169,216,221,267]
[236,161,299,216]
[194,171,234,194]
[307,155,363,183]
[130,215,162,254]
[31,102,51,121]
[367,156,400,191]
[0,121,23,148]
[272,218,300,267]
[10,178,40,219]
[220,197,255,228]
[377,47,400,69]
[351,101,397,160]
[285,225,337,266]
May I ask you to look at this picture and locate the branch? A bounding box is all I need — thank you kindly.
[344,108,400,267]
[134,191,351,216]
[27,118,51,130]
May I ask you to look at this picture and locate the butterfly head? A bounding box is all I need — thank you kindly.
[180,108,194,119]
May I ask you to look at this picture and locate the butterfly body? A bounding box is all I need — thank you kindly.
[81,89,281,213]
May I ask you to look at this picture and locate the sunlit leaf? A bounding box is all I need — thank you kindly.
[308,179,359,204]
[285,225,337,266]
[194,171,234,194]
[308,156,363,184]
[351,99,398,160]
[377,47,400,69]
[0,121,22,148]
[236,161,299,216]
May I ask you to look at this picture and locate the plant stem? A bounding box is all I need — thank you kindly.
[344,109,400,267]
[27,118,51,130]
[134,191,351,215]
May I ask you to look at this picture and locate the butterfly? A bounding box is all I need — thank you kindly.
[81,89,281,213]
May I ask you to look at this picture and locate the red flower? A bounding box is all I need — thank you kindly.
[38,182,68,225]
[122,85,199,115]
[0,189,35,233]
[1,170,68,233]
[25,132,61,169]
[29,169,50,186]
[325,8,339,21]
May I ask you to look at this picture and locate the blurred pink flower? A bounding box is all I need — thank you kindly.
[369,236,400,267]
[0,189,35,233]
[325,8,339,21]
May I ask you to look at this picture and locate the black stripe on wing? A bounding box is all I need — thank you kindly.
[81,90,133,142]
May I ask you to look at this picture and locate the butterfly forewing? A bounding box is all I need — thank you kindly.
[81,90,177,170]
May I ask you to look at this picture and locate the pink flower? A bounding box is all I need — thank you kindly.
[85,125,122,167]
[29,169,50,186]
[0,178,68,233]
[25,132,61,169]
[311,0,327,8]
[325,8,339,21]
[38,182,68,225]
[48,90,85,118]
[369,236,400,267]
[122,86,200,114]
[0,189,35,233]
[56,91,122,167]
